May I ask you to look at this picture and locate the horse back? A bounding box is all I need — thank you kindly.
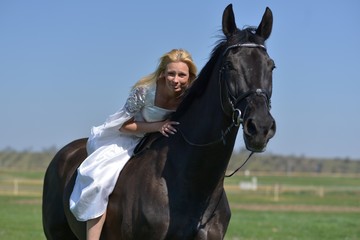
[42,138,88,240]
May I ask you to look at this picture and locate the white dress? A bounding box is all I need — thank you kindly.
[69,83,174,221]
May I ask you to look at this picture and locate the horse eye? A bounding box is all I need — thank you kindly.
[269,59,276,71]
[223,62,234,70]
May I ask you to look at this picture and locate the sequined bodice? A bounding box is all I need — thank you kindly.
[125,83,174,122]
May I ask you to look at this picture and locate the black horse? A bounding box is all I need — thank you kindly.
[42,4,276,239]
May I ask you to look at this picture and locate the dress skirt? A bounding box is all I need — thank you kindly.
[69,131,141,221]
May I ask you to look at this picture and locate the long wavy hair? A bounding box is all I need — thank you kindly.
[132,49,197,89]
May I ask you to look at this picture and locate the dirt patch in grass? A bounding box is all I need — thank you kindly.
[14,199,42,205]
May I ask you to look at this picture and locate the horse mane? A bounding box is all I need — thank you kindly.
[172,27,263,119]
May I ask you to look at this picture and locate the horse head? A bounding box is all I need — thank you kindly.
[220,4,276,152]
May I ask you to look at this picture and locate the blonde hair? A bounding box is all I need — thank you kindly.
[132,49,197,89]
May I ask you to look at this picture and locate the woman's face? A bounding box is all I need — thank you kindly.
[163,61,190,95]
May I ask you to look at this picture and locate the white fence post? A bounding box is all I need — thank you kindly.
[14,179,19,195]
[274,184,280,202]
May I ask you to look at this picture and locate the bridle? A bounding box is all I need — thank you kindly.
[220,42,271,127]
[177,42,271,147]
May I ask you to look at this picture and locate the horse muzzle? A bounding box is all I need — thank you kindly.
[242,111,276,152]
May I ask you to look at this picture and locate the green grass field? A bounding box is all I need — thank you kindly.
[226,210,359,240]
[0,170,359,240]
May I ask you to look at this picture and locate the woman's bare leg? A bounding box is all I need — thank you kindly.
[86,212,106,240]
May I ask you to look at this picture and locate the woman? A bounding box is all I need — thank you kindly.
[69,49,197,240]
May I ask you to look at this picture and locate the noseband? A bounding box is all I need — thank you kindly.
[220,43,271,126]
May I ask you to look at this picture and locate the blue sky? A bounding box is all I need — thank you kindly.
[1,1,359,159]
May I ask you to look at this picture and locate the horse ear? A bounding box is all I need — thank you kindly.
[222,4,237,37]
[256,7,273,40]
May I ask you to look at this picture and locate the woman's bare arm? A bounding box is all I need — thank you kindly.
[119,118,179,137]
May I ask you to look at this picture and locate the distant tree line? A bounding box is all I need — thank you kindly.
[229,148,360,175]
[0,147,359,174]
[0,147,57,170]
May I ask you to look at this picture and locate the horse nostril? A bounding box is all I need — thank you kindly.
[268,120,276,138]
[244,118,257,136]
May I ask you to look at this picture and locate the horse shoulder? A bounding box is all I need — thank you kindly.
[105,144,170,239]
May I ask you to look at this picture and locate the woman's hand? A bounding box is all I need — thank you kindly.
[160,120,180,137]
[120,118,180,137]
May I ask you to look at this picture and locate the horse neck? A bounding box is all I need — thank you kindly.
[170,62,239,192]
[179,63,233,140]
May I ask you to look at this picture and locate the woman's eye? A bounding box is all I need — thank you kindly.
[167,72,175,77]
